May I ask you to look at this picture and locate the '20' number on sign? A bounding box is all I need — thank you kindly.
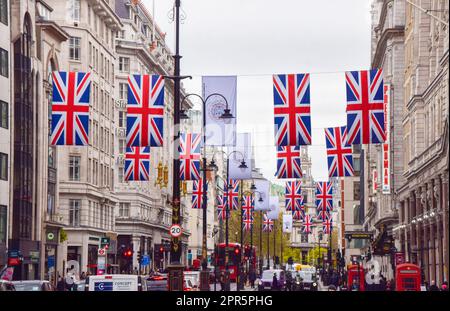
[170,225,182,237]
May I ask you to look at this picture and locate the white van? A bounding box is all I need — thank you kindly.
[85,274,146,291]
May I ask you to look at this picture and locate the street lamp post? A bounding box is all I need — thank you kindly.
[179,92,230,291]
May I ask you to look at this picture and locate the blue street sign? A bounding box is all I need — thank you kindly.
[141,255,150,266]
[48,255,55,268]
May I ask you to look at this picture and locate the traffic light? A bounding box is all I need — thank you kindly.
[234,247,240,255]
[122,248,132,258]
[137,251,141,263]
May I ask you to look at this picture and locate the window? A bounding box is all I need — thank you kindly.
[119,111,126,127]
[0,100,8,129]
[69,37,81,61]
[300,233,308,243]
[119,57,130,73]
[119,203,130,217]
[0,0,8,25]
[353,181,360,201]
[0,204,6,243]
[119,83,127,101]
[353,157,360,176]
[69,199,81,227]
[70,0,80,22]
[119,138,125,154]
[0,153,7,180]
[0,48,8,77]
[69,155,81,181]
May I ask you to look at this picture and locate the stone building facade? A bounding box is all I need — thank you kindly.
[396,0,449,285]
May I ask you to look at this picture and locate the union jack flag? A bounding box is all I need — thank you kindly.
[317,209,331,222]
[285,181,302,211]
[179,133,201,180]
[51,71,91,145]
[242,195,254,218]
[323,215,333,234]
[217,196,229,220]
[127,74,165,147]
[263,213,274,232]
[223,179,239,211]
[345,69,385,144]
[325,126,354,177]
[124,147,151,181]
[276,146,302,179]
[192,179,207,209]
[273,73,312,146]
[315,181,333,219]
[292,195,305,221]
[243,213,254,232]
[302,214,314,234]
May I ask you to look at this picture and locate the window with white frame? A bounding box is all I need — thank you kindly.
[69,0,80,22]
[119,83,128,101]
[69,37,81,61]
[119,111,126,128]
[119,203,130,217]
[69,199,81,227]
[119,57,130,73]
[69,156,81,181]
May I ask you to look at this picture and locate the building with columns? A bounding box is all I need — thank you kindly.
[396,0,449,285]
[363,0,406,280]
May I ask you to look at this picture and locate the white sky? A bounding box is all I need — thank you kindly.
[144,0,372,183]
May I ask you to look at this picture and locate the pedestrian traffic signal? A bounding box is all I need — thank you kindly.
[122,249,132,258]
[137,251,141,262]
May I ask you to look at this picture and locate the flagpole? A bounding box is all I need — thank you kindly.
[267,222,270,269]
[225,157,230,289]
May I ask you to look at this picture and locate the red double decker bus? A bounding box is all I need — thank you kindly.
[214,243,257,281]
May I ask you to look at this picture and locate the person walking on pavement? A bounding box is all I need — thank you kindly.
[56,274,66,291]
[350,279,360,291]
[429,280,440,291]
[249,269,256,288]
[272,272,279,291]
[219,271,225,291]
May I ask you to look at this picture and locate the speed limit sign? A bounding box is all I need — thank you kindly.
[169,224,182,238]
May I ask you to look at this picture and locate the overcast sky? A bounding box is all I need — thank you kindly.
[144,0,372,184]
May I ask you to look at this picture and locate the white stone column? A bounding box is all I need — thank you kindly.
[132,235,141,271]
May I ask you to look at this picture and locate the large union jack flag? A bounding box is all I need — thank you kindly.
[243,213,254,232]
[316,181,333,220]
[285,181,302,211]
[223,179,240,211]
[217,196,229,220]
[323,215,333,234]
[179,133,201,180]
[273,73,312,146]
[325,126,354,177]
[242,194,254,218]
[124,147,151,181]
[276,146,302,179]
[127,74,165,147]
[192,179,207,209]
[345,69,385,144]
[302,214,314,234]
[263,213,274,232]
[51,71,91,145]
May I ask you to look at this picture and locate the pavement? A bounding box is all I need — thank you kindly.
[209,282,257,291]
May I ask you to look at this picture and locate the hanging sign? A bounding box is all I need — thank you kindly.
[382,84,390,194]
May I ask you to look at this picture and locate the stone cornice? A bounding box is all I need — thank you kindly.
[372,26,405,68]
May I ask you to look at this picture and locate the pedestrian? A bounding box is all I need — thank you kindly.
[249,269,256,288]
[441,281,448,291]
[328,284,337,291]
[272,273,278,291]
[56,275,65,291]
[350,279,359,291]
[219,271,225,291]
[429,280,440,291]
[80,272,86,280]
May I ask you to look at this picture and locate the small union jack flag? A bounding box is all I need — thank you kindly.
[276,146,302,179]
[302,214,314,234]
[242,194,254,218]
[217,196,229,220]
[223,179,240,211]
[325,126,354,177]
[316,181,333,220]
[263,213,274,232]
[179,133,201,180]
[127,74,165,147]
[192,179,207,209]
[124,147,151,181]
[285,181,302,211]
[243,213,254,232]
[317,209,331,222]
[51,71,91,145]
[292,195,305,221]
[323,216,333,234]
[345,69,385,144]
[273,73,312,146]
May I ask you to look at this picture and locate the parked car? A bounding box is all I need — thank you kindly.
[85,274,146,291]
[146,274,168,291]
[257,269,285,291]
[0,280,15,291]
[12,280,54,291]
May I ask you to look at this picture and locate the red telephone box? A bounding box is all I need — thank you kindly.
[396,263,421,291]
[347,264,365,291]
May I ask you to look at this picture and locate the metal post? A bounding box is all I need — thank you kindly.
[250,193,254,274]
[259,212,263,275]
[225,157,230,289]
[267,226,270,269]
[273,221,276,269]
[237,181,243,291]
[280,223,283,268]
